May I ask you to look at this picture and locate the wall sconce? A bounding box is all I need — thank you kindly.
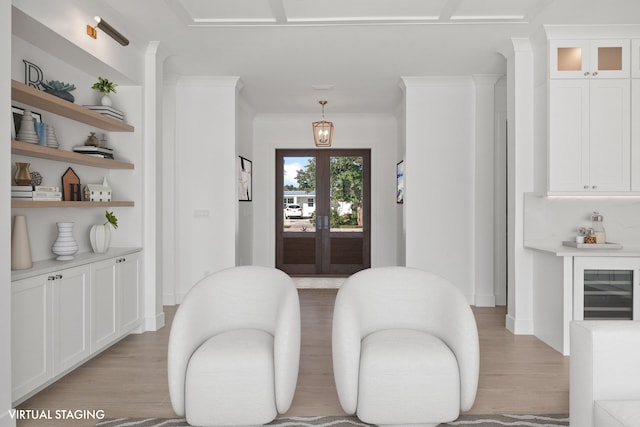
[87,16,129,46]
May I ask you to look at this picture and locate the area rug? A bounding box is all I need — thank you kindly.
[95,414,569,427]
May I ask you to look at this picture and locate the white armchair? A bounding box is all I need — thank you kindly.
[570,321,640,427]
[332,267,479,427]
[167,266,301,427]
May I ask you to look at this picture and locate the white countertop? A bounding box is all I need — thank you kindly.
[525,241,640,257]
[11,247,142,281]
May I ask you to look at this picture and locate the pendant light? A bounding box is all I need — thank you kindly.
[312,100,334,147]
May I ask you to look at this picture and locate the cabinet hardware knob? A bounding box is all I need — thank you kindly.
[593,71,598,76]
[592,185,597,189]
[55,274,62,279]
[584,185,589,189]
[48,276,55,281]
[584,72,590,76]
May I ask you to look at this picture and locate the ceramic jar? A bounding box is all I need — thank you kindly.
[89,223,111,254]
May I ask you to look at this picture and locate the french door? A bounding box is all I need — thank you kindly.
[276,149,370,275]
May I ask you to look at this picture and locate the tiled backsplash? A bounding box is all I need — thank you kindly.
[524,193,640,244]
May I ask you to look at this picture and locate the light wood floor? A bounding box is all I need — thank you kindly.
[16,289,569,427]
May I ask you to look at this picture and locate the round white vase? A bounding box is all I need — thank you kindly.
[52,222,78,261]
[90,224,111,254]
[100,94,113,107]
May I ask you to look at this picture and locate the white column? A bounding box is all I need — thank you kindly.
[401,76,476,302]
[503,38,535,334]
[472,75,502,307]
[143,41,165,330]
[174,76,241,302]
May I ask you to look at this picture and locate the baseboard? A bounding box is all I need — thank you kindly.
[0,409,16,427]
[145,311,165,331]
[505,314,534,335]
[475,294,496,307]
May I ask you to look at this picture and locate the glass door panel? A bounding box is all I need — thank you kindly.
[557,47,583,71]
[283,156,316,233]
[598,47,623,71]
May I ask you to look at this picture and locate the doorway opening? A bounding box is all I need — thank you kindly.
[275,149,371,275]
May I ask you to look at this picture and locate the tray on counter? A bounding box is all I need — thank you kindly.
[562,241,623,249]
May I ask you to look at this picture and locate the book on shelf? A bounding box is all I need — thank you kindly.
[11,191,33,198]
[31,197,63,201]
[34,186,59,192]
[83,105,125,121]
[11,185,34,191]
[72,145,115,159]
[33,191,62,199]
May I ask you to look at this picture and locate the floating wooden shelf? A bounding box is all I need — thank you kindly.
[11,200,135,208]
[11,80,134,132]
[11,140,134,170]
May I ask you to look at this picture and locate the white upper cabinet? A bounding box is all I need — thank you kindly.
[550,39,630,79]
[549,78,630,193]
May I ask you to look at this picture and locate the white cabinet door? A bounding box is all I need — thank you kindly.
[550,40,590,79]
[632,79,640,191]
[550,39,629,79]
[549,79,590,192]
[11,275,52,402]
[549,79,630,193]
[589,79,631,192]
[632,39,640,78]
[589,40,630,79]
[117,253,140,335]
[52,265,90,375]
[90,258,118,353]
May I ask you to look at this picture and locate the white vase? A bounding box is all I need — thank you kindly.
[52,222,78,261]
[90,224,111,254]
[11,215,32,270]
[100,94,113,107]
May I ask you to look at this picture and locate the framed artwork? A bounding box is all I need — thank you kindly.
[238,156,252,202]
[12,106,42,137]
[396,160,404,204]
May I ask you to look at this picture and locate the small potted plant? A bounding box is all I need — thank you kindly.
[90,210,118,254]
[41,80,76,103]
[91,76,118,107]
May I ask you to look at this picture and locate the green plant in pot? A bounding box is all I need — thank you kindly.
[41,80,76,103]
[90,210,118,254]
[91,77,118,107]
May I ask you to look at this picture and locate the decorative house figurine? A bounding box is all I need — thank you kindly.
[83,177,112,202]
[61,167,81,201]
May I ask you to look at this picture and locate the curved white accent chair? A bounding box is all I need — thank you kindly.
[332,267,479,427]
[168,266,301,427]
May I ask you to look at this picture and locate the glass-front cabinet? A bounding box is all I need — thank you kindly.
[574,257,640,321]
[550,39,630,79]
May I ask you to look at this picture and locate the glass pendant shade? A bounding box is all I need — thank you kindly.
[313,100,333,147]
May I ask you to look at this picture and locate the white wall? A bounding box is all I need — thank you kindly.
[1,1,14,425]
[171,76,239,303]
[251,113,399,268]
[402,77,476,301]
[236,102,254,266]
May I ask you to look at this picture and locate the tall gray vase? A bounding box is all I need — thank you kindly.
[11,215,33,270]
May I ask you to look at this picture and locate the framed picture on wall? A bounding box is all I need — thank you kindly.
[396,160,404,204]
[238,156,252,202]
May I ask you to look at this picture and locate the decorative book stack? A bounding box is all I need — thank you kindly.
[12,186,62,201]
[73,145,114,159]
[83,105,125,122]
